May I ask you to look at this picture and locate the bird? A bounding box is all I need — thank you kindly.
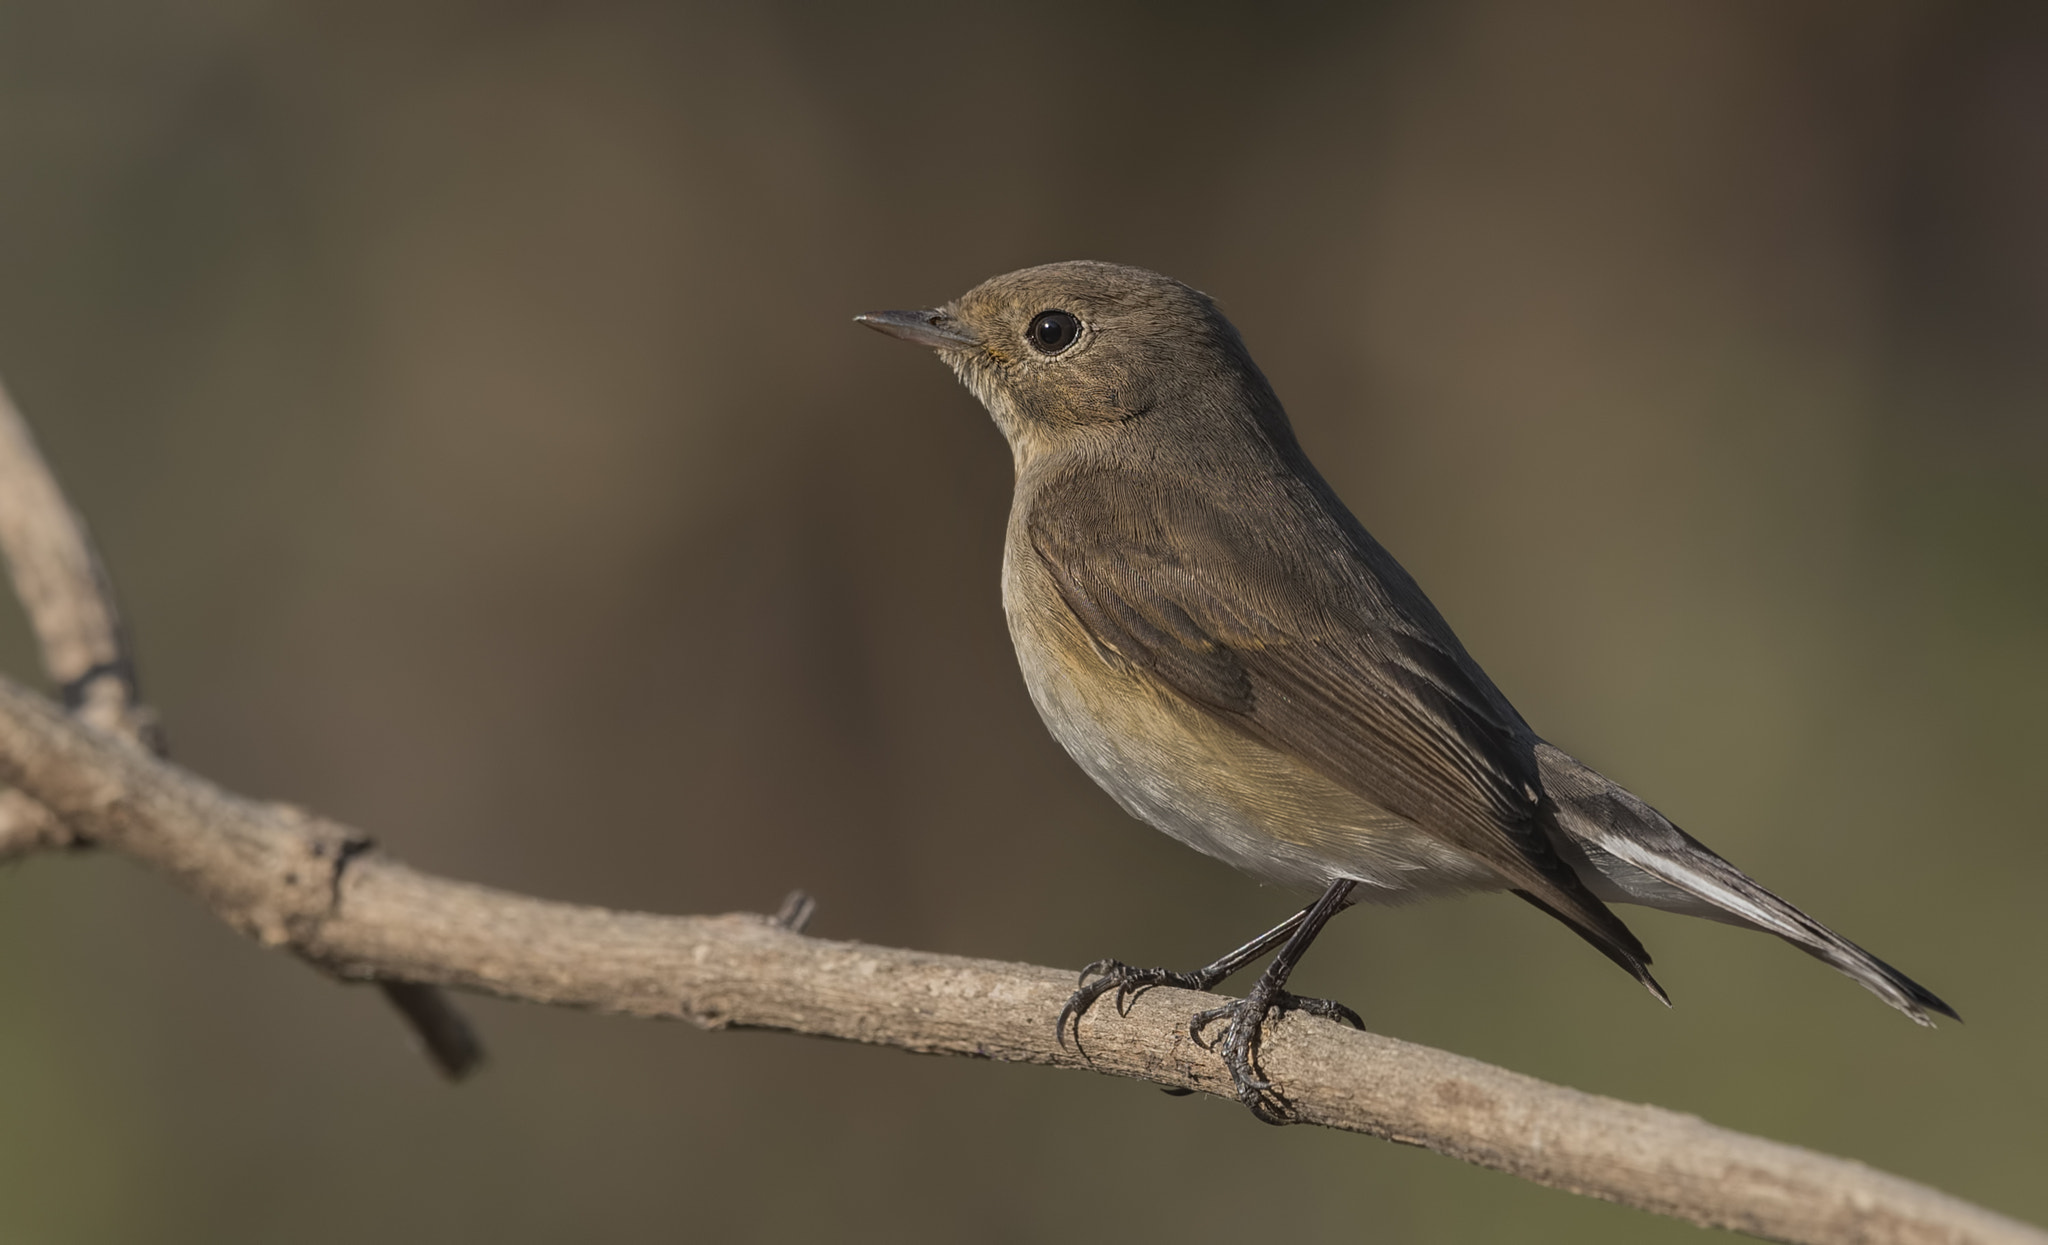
[857,261,1954,1122]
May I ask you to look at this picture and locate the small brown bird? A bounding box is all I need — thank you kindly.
[859,261,1953,1122]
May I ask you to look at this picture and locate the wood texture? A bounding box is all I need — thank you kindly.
[0,374,150,857]
[0,673,2035,1245]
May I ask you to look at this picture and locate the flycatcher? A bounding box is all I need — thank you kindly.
[859,261,1952,1122]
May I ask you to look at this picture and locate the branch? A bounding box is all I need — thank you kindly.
[0,374,481,1078]
[0,372,155,858]
[0,676,2034,1245]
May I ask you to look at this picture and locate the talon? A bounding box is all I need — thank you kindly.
[1055,975,1120,1048]
[1060,947,1358,1125]
[1289,998,1365,1030]
[1184,983,1362,1122]
[1076,958,1121,985]
[1060,959,1178,1052]
[1244,1095,1291,1126]
[1189,1003,1233,1047]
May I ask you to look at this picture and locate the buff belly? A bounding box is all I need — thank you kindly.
[1001,542,1503,901]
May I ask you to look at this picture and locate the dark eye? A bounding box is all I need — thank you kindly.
[1028,310,1080,354]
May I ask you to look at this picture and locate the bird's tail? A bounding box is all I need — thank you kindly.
[1535,743,1958,1025]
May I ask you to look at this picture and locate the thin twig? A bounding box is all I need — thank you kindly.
[0,378,149,740]
[0,373,483,1078]
[0,674,2035,1245]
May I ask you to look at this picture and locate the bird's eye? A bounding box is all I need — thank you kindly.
[1027,310,1080,354]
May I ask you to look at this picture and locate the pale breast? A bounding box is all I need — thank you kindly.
[999,522,1504,901]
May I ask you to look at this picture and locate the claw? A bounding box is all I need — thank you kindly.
[1076,957,1122,985]
[1188,1002,1233,1047]
[1289,996,1366,1030]
[1186,985,1365,1121]
[1056,975,1118,1049]
[1060,881,1363,1123]
[1058,959,1210,1052]
[1059,946,1363,1124]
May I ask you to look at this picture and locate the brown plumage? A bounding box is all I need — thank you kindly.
[859,261,1953,1120]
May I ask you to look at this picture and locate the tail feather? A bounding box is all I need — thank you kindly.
[1510,887,1670,1007]
[1535,743,1958,1025]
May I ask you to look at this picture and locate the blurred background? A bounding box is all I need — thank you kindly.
[1,2,2044,1241]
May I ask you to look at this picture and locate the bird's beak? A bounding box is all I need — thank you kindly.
[855,308,979,350]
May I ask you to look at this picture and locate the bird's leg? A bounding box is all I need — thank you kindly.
[1190,878,1360,1124]
[1056,903,1311,1050]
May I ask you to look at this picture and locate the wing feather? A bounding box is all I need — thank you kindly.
[1027,467,1655,982]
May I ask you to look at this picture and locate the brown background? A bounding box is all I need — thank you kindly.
[2,3,2044,1241]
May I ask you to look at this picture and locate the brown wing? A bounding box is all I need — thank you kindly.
[1028,466,1658,987]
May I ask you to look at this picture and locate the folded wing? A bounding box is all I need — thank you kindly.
[1028,466,1665,999]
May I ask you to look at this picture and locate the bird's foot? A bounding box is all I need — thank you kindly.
[1057,959,1220,1049]
[1189,979,1364,1125]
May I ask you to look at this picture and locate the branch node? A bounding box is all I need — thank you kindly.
[328,832,377,902]
[376,980,486,1081]
[771,889,817,934]
[1,376,483,1082]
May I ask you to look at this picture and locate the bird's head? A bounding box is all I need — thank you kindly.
[859,261,1277,470]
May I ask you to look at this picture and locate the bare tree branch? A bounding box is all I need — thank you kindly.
[0,371,2032,1245]
[0,374,481,1078]
[0,372,157,861]
[0,675,2035,1245]
[0,382,141,728]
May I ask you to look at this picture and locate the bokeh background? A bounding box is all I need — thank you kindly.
[2,2,2044,1241]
